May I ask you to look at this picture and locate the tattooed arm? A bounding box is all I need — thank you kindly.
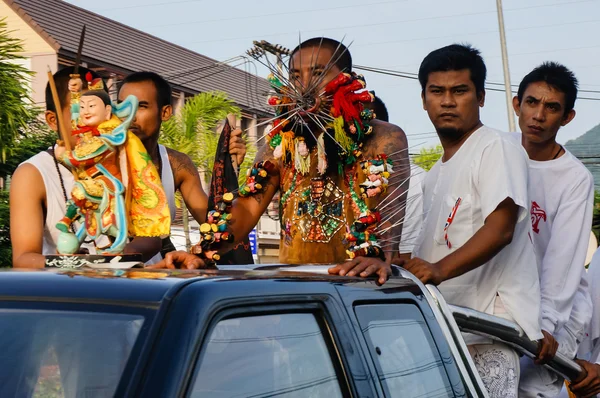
[219,143,281,251]
[372,120,411,266]
[329,120,410,283]
[168,148,209,224]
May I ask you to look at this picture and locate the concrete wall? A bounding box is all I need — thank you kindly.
[1,1,58,106]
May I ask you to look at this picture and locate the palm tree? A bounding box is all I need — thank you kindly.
[159,91,257,249]
[0,18,35,163]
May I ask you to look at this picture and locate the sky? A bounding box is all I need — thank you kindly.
[66,0,600,149]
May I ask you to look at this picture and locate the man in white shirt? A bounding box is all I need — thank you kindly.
[399,164,426,259]
[512,62,595,397]
[568,248,600,397]
[403,44,543,398]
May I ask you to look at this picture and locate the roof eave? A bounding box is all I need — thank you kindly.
[3,0,61,52]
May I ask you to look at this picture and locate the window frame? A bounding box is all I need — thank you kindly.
[184,302,353,398]
[0,300,157,397]
[354,300,467,397]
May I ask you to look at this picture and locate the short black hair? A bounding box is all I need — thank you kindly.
[372,95,389,122]
[81,90,111,106]
[418,44,487,95]
[517,62,578,115]
[120,71,172,109]
[45,66,103,113]
[289,37,352,73]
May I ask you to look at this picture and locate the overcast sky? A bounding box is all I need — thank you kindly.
[67,0,600,148]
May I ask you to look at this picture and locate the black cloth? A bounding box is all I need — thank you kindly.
[208,120,254,265]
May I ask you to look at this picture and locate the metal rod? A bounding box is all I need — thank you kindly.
[496,0,516,132]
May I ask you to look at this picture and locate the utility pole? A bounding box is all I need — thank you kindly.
[247,40,290,76]
[496,0,516,132]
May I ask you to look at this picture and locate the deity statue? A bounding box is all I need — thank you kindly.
[55,74,170,256]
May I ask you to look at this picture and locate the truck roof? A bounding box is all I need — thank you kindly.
[0,266,418,305]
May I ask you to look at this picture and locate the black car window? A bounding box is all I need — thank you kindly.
[189,313,344,398]
[0,309,144,398]
[355,304,455,398]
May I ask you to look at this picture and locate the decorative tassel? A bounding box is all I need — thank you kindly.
[333,116,353,152]
[294,138,311,175]
[281,131,295,163]
[317,133,327,175]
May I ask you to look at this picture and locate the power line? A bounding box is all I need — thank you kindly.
[355,64,600,94]
[143,0,409,29]
[94,0,209,12]
[354,65,600,101]
[178,0,597,44]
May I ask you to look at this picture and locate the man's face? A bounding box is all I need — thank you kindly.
[422,69,484,139]
[45,90,77,147]
[79,95,110,127]
[290,46,342,101]
[513,81,575,145]
[118,81,168,142]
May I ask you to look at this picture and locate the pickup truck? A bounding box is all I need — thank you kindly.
[0,264,581,397]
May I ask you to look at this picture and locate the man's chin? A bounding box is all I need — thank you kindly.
[435,126,465,141]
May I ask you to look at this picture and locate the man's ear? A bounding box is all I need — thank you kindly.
[477,90,486,107]
[45,110,58,131]
[512,96,521,117]
[421,91,426,110]
[562,109,576,127]
[161,105,173,122]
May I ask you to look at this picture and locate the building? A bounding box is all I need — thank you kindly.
[1,0,281,262]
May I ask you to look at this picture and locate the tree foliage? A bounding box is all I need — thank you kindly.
[0,18,35,162]
[412,144,442,171]
[160,91,256,187]
[0,189,10,267]
[0,116,55,180]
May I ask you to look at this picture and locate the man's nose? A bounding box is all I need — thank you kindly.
[533,105,546,121]
[441,92,456,107]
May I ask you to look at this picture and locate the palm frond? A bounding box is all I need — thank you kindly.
[159,91,257,187]
[0,18,35,163]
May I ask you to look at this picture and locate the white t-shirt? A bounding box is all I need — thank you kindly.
[399,164,426,255]
[577,248,600,364]
[509,133,594,354]
[23,151,96,255]
[147,145,177,265]
[414,125,542,344]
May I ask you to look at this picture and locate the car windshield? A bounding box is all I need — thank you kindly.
[0,307,146,398]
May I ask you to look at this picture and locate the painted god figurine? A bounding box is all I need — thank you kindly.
[55,78,170,256]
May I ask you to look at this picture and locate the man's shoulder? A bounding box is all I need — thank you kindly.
[563,149,595,192]
[22,150,52,168]
[368,120,407,153]
[164,147,195,170]
[371,119,406,136]
[11,161,45,198]
[476,126,528,158]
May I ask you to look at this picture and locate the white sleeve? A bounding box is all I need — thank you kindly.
[473,138,529,222]
[576,248,600,362]
[539,180,594,334]
[556,272,592,358]
[399,166,425,255]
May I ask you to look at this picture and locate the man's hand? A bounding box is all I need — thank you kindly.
[54,144,66,161]
[401,257,446,285]
[570,360,600,397]
[68,77,82,93]
[145,251,208,270]
[328,257,391,285]
[535,330,559,364]
[229,128,246,166]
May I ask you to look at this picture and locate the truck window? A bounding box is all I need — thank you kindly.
[189,312,344,398]
[355,304,457,398]
[0,308,145,398]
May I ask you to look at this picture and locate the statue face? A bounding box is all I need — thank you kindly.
[79,95,111,126]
